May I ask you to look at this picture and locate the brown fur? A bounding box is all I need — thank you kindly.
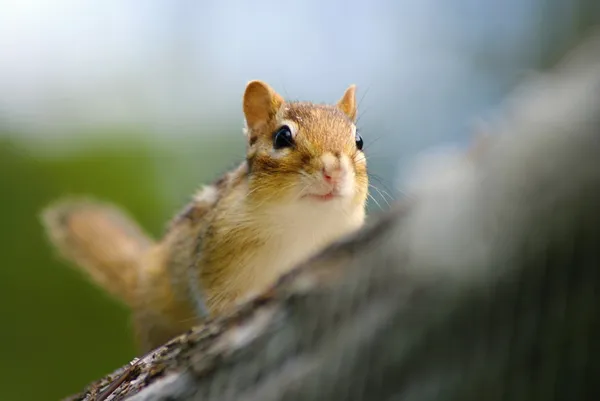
[246,101,368,207]
[41,199,153,306]
[42,80,369,351]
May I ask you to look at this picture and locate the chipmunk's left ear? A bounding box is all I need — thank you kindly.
[337,84,357,122]
[243,80,284,131]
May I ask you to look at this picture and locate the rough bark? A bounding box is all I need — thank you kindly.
[66,29,600,401]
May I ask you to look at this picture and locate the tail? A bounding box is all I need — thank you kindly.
[41,198,154,306]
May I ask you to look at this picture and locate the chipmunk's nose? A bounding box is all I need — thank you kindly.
[322,165,342,183]
[321,153,345,184]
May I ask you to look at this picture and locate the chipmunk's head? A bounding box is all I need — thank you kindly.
[242,80,368,216]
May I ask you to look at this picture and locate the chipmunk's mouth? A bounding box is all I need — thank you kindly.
[301,177,350,202]
[302,188,344,202]
[305,192,337,201]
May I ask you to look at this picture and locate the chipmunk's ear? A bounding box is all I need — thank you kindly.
[243,80,284,130]
[337,84,357,122]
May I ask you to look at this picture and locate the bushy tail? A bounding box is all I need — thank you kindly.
[41,198,154,306]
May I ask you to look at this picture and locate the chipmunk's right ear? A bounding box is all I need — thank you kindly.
[243,80,284,130]
[337,84,357,122]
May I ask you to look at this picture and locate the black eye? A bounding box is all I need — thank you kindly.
[273,125,294,149]
[355,132,364,150]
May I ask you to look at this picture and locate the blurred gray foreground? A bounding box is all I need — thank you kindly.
[68,30,600,401]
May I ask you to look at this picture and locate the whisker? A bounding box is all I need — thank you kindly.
[377,187,395,203]
[367,191,383,211]
[369,184,392,208]
[357,84,371,111]
[368,173,396,199]
[280,81,290,99]
[368,183,386,203]
[362,135,385,153]
[355,108,370,125]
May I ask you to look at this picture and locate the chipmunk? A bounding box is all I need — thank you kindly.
[42,80,369,351]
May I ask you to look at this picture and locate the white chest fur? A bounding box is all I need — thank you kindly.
[232,197,363,304]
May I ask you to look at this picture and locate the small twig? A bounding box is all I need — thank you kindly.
[94,347,155,401]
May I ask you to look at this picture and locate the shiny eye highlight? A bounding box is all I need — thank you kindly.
[355,131,364,150]
[273,125,294,149]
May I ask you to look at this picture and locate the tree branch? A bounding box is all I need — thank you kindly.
[66,29,600,401]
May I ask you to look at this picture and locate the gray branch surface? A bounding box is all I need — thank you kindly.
[66,29,600,401]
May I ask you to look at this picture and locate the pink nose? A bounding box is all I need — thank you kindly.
[322,167,342,183]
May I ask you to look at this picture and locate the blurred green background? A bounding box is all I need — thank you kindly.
[0,1,598,400]
[0,130,244,400]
